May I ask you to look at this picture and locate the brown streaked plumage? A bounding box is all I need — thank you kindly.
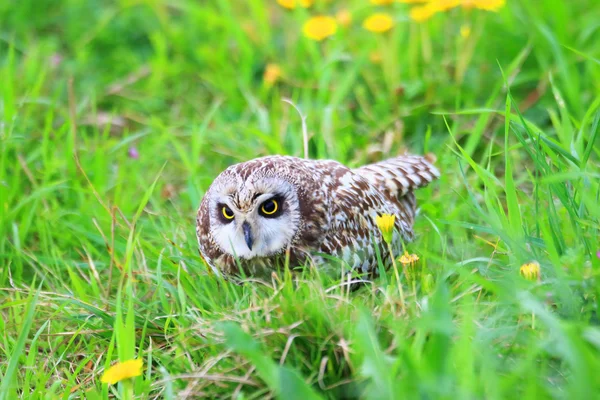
[196,155,439,278]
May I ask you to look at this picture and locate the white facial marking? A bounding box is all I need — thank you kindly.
[209,176,300,259]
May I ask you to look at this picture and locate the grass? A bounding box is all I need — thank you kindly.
[1,0,599,398]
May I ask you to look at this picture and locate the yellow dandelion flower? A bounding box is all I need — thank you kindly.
[520,261,541,281]
[431,0,461,11]
[461,0,505,11]
[263,63,282,86]
[303,16,337,41]
[460,24,471,38]
[414,0,504,15]
[399,251,419,282]
[375,214,395,244]
[363,13,394,33]
[410,0,501,22]
[101,359,143,385]
[335,9,352,27]
[371,0,394,4]
[277,0,313,9]
[397,0,429,3]
[398,251,419,265]
[477,0,506,11]
[409,4,439,21]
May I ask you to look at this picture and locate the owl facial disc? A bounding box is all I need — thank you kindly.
[207,174,301,260]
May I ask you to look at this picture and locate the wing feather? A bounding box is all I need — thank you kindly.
[353,155,440,199]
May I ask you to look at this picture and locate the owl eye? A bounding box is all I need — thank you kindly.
[260,199,279,216]
[221,205,235,220]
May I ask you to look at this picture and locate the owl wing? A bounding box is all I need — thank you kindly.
[317,166,417,274]
[352,155,440,200]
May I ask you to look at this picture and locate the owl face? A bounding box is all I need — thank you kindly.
[206,174,302,260]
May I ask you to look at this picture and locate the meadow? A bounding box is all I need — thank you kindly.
[1,0,599,398]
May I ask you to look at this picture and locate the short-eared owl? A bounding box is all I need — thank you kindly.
[196,155,439,277]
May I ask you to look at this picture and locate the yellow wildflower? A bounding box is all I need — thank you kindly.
[399,251,420,281]
[263,63,282,86]
[363,13,394,33]
[461,0,505,11]
[433,0,504,12]
[398,251,419,265]
[277,0,313,9]
[409,4,439,21]
[375,214,395,244]
[409,0,504,21]
[376,213,404,305]
[371,0,394,4]
[335,9,352,27]
[101,359,143,385]
[520,261,541,281]
[397,0,429,2]
[303,16,337,41]
[430,0,461,11]
[460,24,471,38]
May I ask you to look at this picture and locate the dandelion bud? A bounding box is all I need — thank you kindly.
[520,261,541,281]
[375,214,395,245]
[398,251,419,266]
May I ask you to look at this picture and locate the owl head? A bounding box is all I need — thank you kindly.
[202,166,303,260]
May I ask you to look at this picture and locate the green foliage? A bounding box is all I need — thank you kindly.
[1,0,599,399]
[221,322,323,400]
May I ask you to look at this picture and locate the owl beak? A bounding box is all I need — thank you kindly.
[242,221,253,251]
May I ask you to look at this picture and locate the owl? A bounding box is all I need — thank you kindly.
[196,155,439,278]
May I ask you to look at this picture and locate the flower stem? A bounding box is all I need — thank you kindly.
[122,380,134,400]
[387,243,405,309]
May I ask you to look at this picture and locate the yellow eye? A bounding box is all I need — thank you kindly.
[260,199,278,215]
[222,206,235,220]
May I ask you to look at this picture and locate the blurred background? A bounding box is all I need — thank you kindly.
[2,1,598,203]
[1,0,600,398]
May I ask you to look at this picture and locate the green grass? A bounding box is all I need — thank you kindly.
[1,0,599,398]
